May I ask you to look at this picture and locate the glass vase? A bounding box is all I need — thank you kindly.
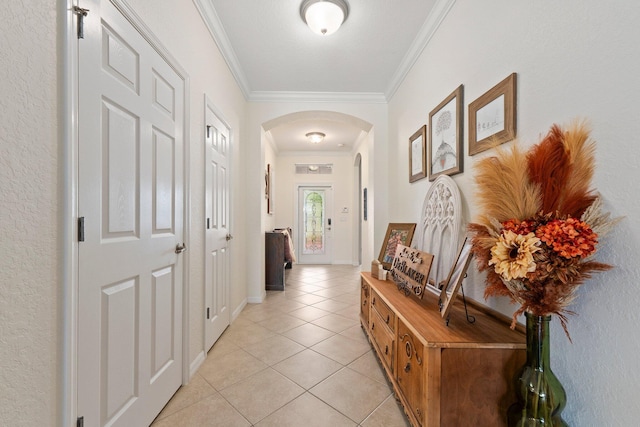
[507,312,568,427]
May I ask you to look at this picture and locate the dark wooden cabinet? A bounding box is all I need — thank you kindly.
[265,232,286,290]
[361,272,526,427]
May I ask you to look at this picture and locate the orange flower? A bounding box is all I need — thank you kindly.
[536,218,597,259]
[502,219,536,235]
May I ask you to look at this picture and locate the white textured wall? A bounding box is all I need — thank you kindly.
[0,1,58,426]
[388,1,640,424]
[0,1,248,425]
[353,131,376,267]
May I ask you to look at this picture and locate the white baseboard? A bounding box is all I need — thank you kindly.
[247,295,264,303]
[189,350,206,378]
[231,298,247,322]
[247,289,266,304]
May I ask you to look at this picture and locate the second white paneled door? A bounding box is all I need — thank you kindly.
[204,98,231,352]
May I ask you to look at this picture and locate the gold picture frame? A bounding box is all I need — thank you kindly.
[378,223,417,270]
[409,125,427,183]
[468,73,517,155]
[428,85,463,181]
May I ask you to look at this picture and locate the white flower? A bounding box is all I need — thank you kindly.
[489,230,541,281]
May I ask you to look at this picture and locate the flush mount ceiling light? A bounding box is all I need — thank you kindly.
[306,132,325,143]
[300,0,349,36]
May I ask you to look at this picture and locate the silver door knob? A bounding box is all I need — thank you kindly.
[226,234,233,241]
[175,243,187,254]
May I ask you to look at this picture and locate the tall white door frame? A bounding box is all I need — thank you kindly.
[62,0,191,425]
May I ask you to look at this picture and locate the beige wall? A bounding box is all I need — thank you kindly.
[388,1,640,425]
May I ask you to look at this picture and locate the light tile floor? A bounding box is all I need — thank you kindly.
[151,264,410,427]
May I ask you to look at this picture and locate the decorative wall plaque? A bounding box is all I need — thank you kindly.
[390,244,434,298]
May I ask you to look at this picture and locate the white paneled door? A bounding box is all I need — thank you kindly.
[204,99,231,352]
[77,1,185,425]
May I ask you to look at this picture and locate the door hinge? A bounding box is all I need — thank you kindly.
[77,416,84,427]
[207,218,210,229]
[73,6,89,39]
[78,217,85,242]
[207,307,210,319]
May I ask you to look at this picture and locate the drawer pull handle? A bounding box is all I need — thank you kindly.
[372,297,376,305]
[385,345,389,355]
[404,362,411,373]
[371,323,375,330]
[385,315,390,324]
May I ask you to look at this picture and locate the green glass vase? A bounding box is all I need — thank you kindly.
[507,312,568,427]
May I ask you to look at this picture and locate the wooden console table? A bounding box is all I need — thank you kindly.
[360,272,526,426]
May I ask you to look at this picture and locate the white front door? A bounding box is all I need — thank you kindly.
[204,98,231,352]
[297,186,333,264]
[77,1,185,425]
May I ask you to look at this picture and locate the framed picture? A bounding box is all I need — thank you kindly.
[378,223,417,270]
[468,73,517,155]
[265,164,273,214]
[428,85,463,181]
[363,188,368,221]
[409,125,427,183]
[439,237,473,321]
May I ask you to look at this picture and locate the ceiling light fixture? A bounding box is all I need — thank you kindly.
[300,0,349,36]
[306,132,325,143]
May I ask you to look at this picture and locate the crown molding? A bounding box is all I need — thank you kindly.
[195,0,455,103]
[385,0,457,100]
[248,91,388,104]
[193,0,251,98]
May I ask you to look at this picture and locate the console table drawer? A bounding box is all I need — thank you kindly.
[369,308,394,371]
[371,288,395,332]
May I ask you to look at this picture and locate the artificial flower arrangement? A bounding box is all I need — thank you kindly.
[468,120,619,338]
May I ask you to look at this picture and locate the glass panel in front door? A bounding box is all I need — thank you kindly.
[303,189,325,255]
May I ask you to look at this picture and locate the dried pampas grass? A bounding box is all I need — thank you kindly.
[474,144,541,229]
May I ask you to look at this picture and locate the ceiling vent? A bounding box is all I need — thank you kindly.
[295,164,333,174]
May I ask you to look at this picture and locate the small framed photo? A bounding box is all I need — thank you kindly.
[428,85,463,181]
[265,164,273,214]
[468,73,517,155]
[409,125,427,183]
[439,237,473,322]
[378,223,417,270]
